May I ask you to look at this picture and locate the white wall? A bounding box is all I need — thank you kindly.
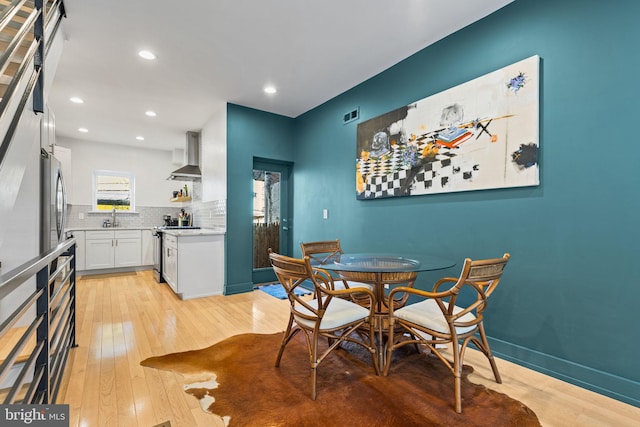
[201,103,227,202]
[0,96,41,325]
[56,136,179,208]
[0,113,41,272]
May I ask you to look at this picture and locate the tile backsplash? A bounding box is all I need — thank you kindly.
[66,199,226,230]
[190,199,227,229]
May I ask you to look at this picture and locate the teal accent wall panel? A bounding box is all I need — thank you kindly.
[291,0,640,405]
[226,104,296,293]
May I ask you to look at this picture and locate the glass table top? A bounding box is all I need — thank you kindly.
[315,253,455,273]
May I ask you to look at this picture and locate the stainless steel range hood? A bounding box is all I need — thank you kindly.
[168,131,201,181]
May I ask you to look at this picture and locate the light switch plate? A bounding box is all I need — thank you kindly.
[323,209,328,219]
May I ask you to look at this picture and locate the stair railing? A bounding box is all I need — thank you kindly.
[0,0,65,167]
[0,238,76,404]
[0,0,69,404]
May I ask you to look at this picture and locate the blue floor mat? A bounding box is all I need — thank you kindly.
[255,283,312,299]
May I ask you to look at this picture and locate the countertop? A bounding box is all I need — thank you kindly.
[158,228,226,237]
[66,227,154,232]
[66,227,226,236]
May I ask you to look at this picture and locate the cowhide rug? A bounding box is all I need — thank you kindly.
[141,332,540,427]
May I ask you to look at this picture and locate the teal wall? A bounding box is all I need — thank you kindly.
[227,0,640,406]
[226,104,296,294]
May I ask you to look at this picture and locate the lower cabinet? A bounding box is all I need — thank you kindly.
[114,237,142,267]
[73,231,85,271]
[84,230,142,270]
[162,232,224,300]
[141,229,154,266]
[162,234,178,292]
[85,237,114,270]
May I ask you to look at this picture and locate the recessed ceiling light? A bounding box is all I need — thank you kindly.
[70,97,84,104]
[138,50,156,60]
[145,110,157,117]
[78,127,88,133]
[264,85,277,94]
[136,136,145,141]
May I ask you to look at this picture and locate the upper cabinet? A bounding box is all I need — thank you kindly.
[40,105,56,151]
[41,105,74,205]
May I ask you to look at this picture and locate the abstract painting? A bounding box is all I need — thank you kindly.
[356,55,540,199]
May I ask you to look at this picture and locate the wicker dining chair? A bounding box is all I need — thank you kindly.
[300,239,344,266]
[269,249,379,400]
[383,253,510,413]
[300,239,373,303]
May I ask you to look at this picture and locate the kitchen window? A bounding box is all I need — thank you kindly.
[93,170,136,211]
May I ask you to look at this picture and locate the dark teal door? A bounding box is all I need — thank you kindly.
[252,159,292,284]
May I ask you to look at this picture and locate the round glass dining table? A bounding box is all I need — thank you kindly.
[318,253,455,310]
[315,253,456,368]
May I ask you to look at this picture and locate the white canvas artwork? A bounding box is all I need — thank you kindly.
[356,55,540,199]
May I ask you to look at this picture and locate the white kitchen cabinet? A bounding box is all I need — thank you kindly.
[73,230,85,271]
[162,234,178,292]
[114,238,141,267]
[85,234,115,270]
[85,239,114,270]
[161,230,224,300]
[84,229,141,270]
[141,229,154,266]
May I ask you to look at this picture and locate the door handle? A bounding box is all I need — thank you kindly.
[283,226,289,231]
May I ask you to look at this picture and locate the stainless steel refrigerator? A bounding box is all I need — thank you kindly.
[40,148,67,254]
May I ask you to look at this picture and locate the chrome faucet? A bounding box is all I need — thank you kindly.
[111,207,118,227]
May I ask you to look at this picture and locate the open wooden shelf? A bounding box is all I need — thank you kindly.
[170,196,192,202]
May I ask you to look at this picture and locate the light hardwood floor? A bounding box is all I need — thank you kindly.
[58,270,640,426]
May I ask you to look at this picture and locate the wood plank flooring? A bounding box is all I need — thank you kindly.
[58,270,640,426]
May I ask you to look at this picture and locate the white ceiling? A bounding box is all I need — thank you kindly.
[48,0,513,152]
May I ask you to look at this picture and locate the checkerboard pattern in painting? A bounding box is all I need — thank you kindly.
[357,140,479,199]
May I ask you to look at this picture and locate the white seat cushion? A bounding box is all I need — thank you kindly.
[334,280,373,291]
[394,299,477,335]
[294,297,370,330]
